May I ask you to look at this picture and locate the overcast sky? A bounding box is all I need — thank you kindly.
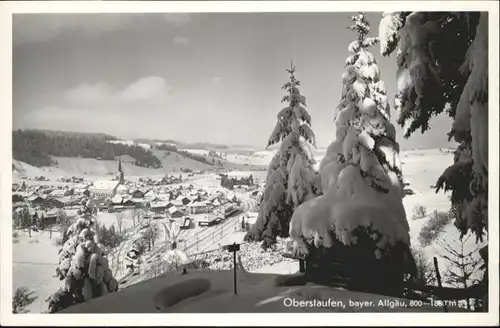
[13,12,456,150]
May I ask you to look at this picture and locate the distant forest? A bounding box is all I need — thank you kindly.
[13,129,162,168]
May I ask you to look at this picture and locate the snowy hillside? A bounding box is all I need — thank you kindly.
[61,270,467,313]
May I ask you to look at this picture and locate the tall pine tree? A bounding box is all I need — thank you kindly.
[244,63,320,249]
[379,11,489,309]
[379,11,488,243]
[289,13,414,287]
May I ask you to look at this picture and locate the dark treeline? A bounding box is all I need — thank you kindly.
[13,129,162,168]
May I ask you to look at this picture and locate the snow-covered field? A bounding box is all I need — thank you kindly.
[11,209,138,313]
[12,230,63,313]
[62,269,467,313]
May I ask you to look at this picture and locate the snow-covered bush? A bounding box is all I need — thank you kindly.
[378,12,488,243]
[47,213,118,313]
[288,13,414,283]
[244,63,321,249]
[98,224,123,251]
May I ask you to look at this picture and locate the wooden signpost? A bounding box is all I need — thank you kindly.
[224,242,241,295]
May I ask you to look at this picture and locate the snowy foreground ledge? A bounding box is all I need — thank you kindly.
[61,269,465,313]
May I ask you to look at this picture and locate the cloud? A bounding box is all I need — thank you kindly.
[63,76,172,106]
[13,14,138,47]
[120,76,171,101]
[173,35,191,46]
[13,13,194,47]
[20,76,173,137]
[164,13,192,27]
[212,76,222,84]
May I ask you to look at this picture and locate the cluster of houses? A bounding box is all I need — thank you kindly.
[12,179,245,230]
[12,160,264,230]
[12,181,90,227]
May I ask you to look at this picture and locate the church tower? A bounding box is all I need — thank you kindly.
[117,157,125,184]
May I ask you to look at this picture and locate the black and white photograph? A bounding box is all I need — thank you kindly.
[1,1,498,326]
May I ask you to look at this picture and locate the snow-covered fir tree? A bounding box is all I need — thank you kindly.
[244,62,320,249]
[378,12,488,244]
[379,11,488,309]
[47,205,119,313]
[289,13,414,284]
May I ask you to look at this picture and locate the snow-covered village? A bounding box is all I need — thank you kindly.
[3,4,498,325]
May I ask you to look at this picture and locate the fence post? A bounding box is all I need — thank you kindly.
[197,233,199,251]
[433,257,448,312]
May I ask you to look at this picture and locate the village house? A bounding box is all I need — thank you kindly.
[177,196,192,206]
[170,199,185,208]
[143,189,156,199]
[73,187,90,197]
[71,176,84,183]
[27,194,48,208]
[12,201,27,210]
[12,191,31,203]
[31,208,59,227]
[186,201,212,214]
[150,201,168,214]
[116,184,129,196]
[168,206,185,218]
[42,188,55,195]
[90,180,121,198]
[165,202,175,210]
[49,188,73,198]
[49,195,83,209]
[122,198,137,209]
[129,189,146,199]
[110,195,125,206]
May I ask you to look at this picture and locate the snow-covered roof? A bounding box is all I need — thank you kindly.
[12,191,32,198]
[111,196,124,204]
[187,202,208,207]
[50,189,67,197]
[168,206,183,214]
[151,202,168,208]
[91,180,120,191]
[27,195,45,201]
[170,200,184,207]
